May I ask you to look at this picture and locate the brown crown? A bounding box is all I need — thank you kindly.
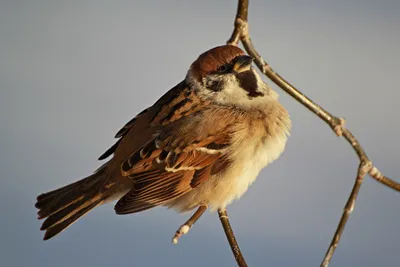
[190,45,245,81]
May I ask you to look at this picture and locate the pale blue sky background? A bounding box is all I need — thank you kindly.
[1,1,399,266]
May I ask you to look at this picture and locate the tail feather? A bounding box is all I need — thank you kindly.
[36,178,87,205]
[40,194,102,231]
[35,172,107,240]
[37,194,85,220]
[42,199,102,240]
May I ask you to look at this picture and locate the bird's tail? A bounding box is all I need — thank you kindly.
[35,169,109,240]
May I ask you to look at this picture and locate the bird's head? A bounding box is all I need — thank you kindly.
[186,45,278,109]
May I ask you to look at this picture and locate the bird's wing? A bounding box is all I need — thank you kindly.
[113,105,240,214]
[98,81,192,160]
[95,81,240,214]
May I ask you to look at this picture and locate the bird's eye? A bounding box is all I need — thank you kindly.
[217,64,230,73]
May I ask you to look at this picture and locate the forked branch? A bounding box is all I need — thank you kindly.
[219,0,400,266]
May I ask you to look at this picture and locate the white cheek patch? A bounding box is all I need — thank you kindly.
[212,70,277,110]
[186,68,278,109]
[213,75,250,103]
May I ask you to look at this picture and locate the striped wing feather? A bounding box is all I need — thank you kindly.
[114,116,232,214]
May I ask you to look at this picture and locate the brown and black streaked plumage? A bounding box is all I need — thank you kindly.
[35,45,291,240]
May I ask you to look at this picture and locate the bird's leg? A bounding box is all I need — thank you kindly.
[172,204,208,244]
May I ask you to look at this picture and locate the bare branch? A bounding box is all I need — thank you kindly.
[370,167,400,190]
[218,209,248,267]
[224,0,400,266]
[227,0,248,45]
[320,161,371,266]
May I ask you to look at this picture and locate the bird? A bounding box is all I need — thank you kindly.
[35,45,291,242]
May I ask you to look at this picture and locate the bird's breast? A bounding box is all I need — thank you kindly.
[166,101,291,212]
[213,125,289,208]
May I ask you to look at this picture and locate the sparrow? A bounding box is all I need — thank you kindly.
[35,45,291,242]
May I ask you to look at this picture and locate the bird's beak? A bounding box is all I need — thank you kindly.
[233,55,253,73]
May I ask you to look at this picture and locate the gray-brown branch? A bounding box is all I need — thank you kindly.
[218,209,248,267]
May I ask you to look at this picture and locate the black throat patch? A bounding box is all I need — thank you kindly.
[235,70,264,98]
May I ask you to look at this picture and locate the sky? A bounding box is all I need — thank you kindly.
[1,0,399,266]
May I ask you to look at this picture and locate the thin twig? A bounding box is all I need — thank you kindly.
[227,0,248,45]
[320,161,371,267]
[218,208,248,267]
[226,0,399,266]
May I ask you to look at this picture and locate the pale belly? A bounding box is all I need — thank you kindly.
[166,132,288,212]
